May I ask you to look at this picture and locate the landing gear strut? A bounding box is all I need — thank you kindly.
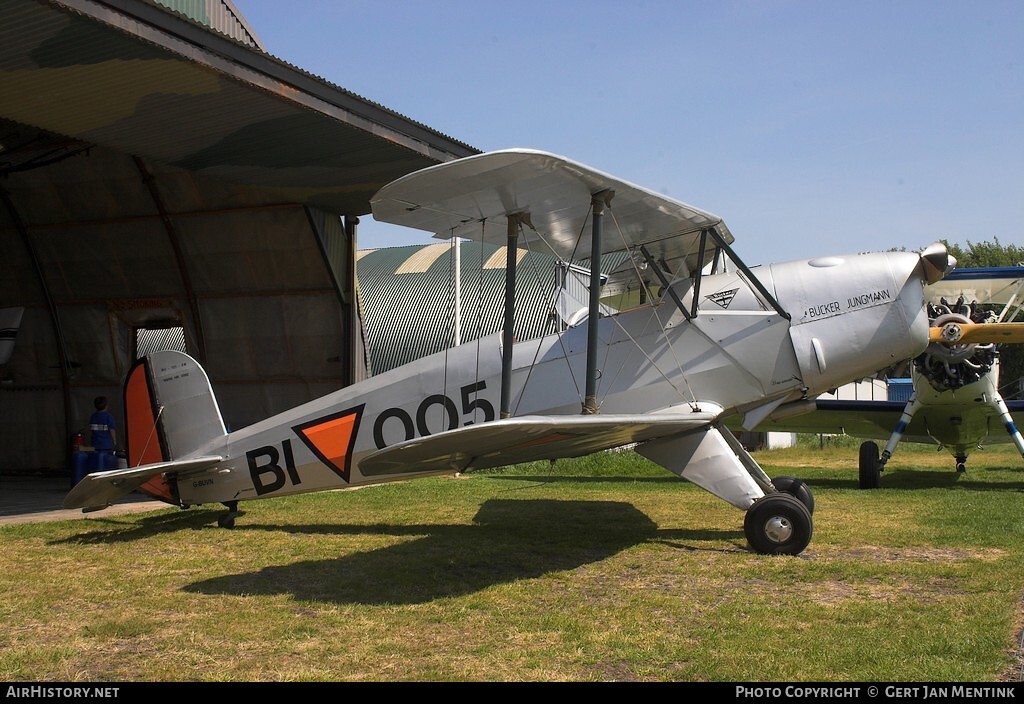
[217,500,240,529]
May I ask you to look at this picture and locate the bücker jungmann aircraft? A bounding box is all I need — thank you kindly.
[65,149,958,555]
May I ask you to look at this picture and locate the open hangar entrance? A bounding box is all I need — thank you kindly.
[0,0,478,473]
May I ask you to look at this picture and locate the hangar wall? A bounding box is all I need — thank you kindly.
[0,0,478,474]
[0,134,360,470]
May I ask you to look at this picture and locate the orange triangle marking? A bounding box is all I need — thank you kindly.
[299,415,357,466]
[293,406,364,482]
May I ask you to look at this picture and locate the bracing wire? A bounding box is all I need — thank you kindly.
[436,232,456,428]
[605,208,700,407]
[508,211,593,415]
[472,220,487,424]
[135,405,165,468]
[510,223,585,416]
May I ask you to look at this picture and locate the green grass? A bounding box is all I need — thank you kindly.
[1,442,1022,682]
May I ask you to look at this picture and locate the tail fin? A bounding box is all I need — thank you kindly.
[124,350,227,501]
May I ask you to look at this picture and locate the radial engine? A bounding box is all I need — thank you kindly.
[913,296,998,391]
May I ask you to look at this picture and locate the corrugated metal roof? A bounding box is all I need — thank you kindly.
[483,246,526,270]
[153,0,264,50]
[394,243,450,274]
[355,243,635,374]
[357,242,563,373]
[0,0,479,216]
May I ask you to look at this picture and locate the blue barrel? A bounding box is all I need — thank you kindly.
[89,450,116,473]
[71,451,90,487]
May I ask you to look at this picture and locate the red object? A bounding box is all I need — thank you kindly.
[71,432,84,453]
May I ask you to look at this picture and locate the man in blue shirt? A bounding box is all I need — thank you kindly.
[88,396,117,472]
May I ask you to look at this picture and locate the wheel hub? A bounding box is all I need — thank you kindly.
[764,515,793,543]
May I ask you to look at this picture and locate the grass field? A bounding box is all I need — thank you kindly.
[1,439,1022,682]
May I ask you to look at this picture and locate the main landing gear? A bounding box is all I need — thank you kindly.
[743,477,815,556]
[859,441,883,489]
[217,500,240,529]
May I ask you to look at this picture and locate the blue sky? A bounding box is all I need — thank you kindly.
[233,0,1023,266]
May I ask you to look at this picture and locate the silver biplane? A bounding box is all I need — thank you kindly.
[64,149,957,555]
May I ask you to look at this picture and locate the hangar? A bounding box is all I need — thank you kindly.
[0,0,478,473]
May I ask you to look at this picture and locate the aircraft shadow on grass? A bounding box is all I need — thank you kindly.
[172,498,741,605]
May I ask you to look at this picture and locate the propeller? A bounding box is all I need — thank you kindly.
[928,321,1024,345]
[915,301,998,391]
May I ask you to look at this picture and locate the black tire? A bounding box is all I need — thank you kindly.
[744,493,813,556]
[858,441,882,489]
[772,475,815,514]
[217,514,236,529]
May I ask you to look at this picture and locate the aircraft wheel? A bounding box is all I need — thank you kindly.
[217,514,236,529]
[744,493,813,556]
[858,441,882,489]
[771,475,815,514]
[956,462,966,473]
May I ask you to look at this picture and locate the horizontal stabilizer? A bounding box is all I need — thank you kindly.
[63,456,223,511]
[359,411,721,477]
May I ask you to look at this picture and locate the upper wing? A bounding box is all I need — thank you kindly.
[370,149,732,280]
[63,455,223,510]
[928,266,1024,314]
[359,411,723,477]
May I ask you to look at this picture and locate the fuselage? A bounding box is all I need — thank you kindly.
[176,249,933,506]
[909,361,1002,458]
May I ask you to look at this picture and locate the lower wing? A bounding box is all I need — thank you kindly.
[358,410,722,477]
[735,399,1024,446]
[731,400,932,443]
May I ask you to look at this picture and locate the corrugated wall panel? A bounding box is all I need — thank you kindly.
[356,242,565,373]
[153,1,265,50]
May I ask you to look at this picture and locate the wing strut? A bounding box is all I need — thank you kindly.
[583,190,614,414]
[501,213,529,419]
[640,244,693,321]
[709,229,791,320]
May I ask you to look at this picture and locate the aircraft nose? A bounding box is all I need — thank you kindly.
[919,241,956,284]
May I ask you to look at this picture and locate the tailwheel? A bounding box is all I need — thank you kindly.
[858,441,882,489]
[744,493,813,556]
[956,454,967,473]
[771,475,814,514]
[217,500,240,529]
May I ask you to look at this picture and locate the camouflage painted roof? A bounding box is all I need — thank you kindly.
[0,0,478,216]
